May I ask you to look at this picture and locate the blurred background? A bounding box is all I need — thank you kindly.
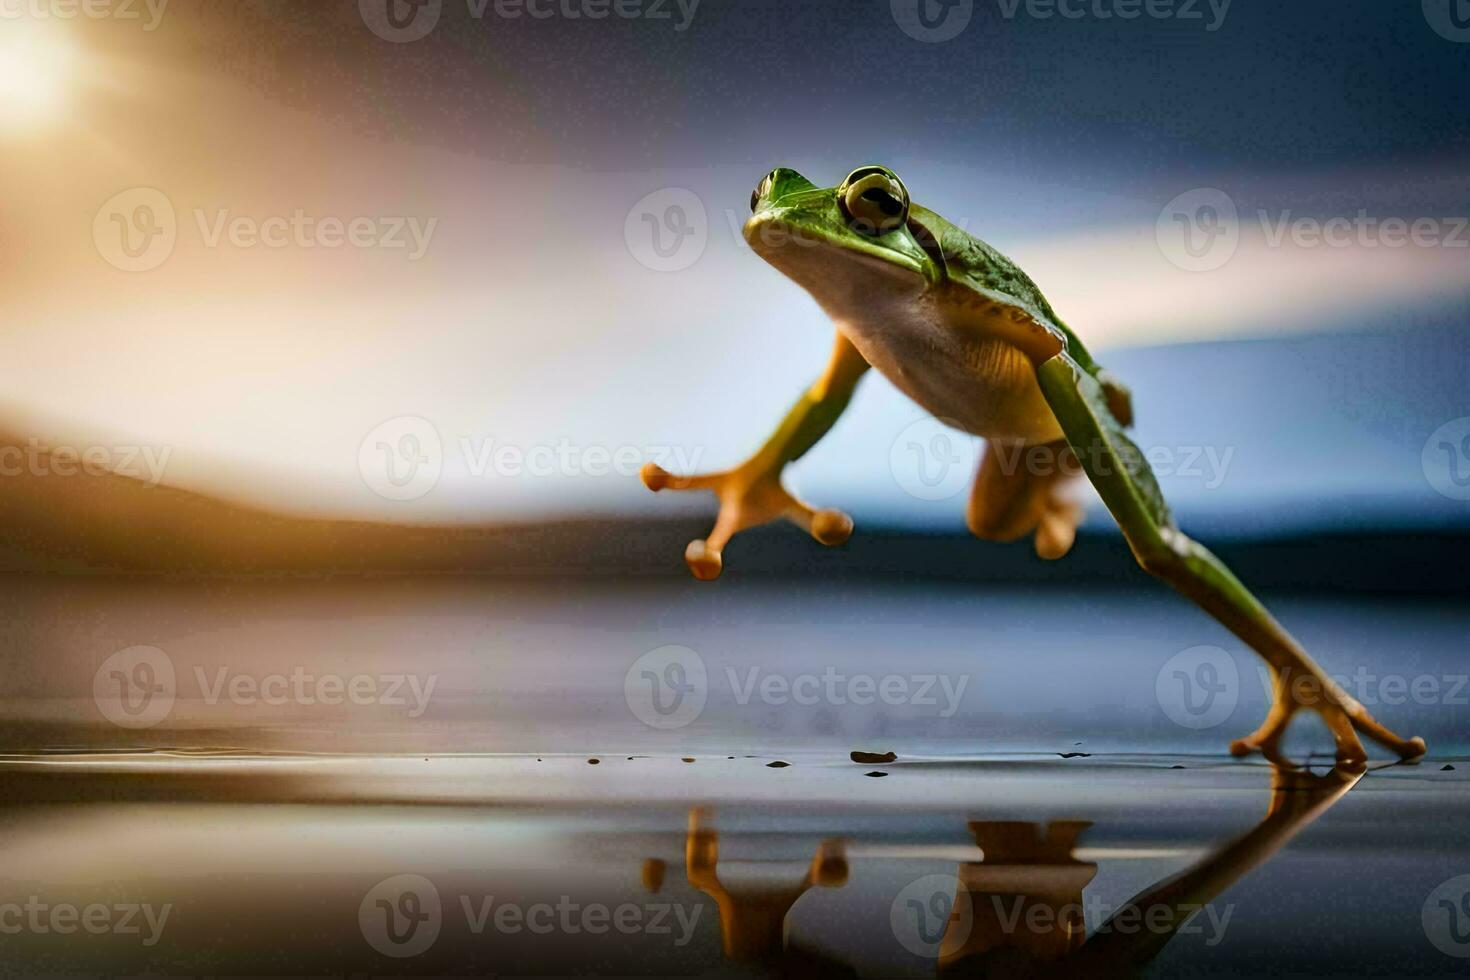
[1,0,1467,534]
[2,8,1469,975]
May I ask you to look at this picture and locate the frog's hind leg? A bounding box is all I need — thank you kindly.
[1035,355,1427,767]
[967,438,1084,560]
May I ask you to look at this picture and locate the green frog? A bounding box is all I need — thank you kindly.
[640,165,1426,768]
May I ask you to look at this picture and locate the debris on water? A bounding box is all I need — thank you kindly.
[681,757,695,763]
[1171,765,1186,769]
[642,859,666,893]
[1058,752,1091,758]
[1443,764,1456,771]
[850,750,898,764]
[587,758,600,765]
[766,761,790,768]
[727,756,735,759]
[864,771,888,778]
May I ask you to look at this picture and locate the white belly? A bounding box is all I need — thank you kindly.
[832,294,1065,445]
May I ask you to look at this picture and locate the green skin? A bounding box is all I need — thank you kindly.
[640,166,1426,769]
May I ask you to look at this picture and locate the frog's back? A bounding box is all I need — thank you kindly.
[907,204,1101,373]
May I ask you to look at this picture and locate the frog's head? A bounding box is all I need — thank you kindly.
[743,166,941,308]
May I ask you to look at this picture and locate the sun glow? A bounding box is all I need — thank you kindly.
[0,21,76,133]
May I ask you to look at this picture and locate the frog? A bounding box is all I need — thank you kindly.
[639,165,1428,769]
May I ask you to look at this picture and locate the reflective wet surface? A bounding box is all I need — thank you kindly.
[1,753,1467,976]
[0,576,1466,975]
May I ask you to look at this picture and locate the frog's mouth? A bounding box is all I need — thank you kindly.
[743,207,935,290]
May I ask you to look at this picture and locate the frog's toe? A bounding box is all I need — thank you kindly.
[1034,508,1077,560]
[792,503,854,547]
[683,539,724,581]
[812,509,854,546]
[641,461,724,492]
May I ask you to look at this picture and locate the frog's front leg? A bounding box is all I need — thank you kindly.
[641,333,869,580]
[1035,355,1427,767]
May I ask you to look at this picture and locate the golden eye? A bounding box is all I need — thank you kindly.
[837,166,909,235]
[750,171,776,213]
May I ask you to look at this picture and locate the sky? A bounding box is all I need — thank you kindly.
[0,0,1467,528]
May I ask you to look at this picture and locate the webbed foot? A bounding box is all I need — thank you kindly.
[641,461,851,580]
[1228,670,1427,769]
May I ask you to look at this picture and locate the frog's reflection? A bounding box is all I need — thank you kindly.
[649,765,1360,977]
[674,806,854,973]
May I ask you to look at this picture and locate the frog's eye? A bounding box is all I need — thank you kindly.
[837,166,909,235]
[750,171,776,213]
